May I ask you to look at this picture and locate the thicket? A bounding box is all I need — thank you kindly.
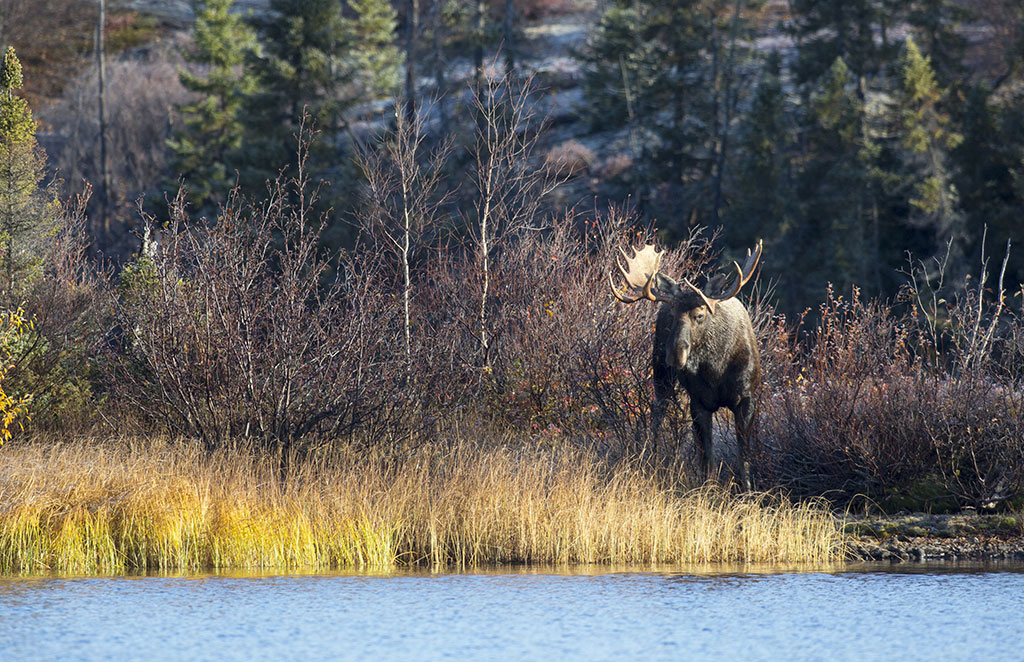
[758,276,1024,510]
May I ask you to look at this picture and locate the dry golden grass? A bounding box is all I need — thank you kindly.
[0,437,846,574]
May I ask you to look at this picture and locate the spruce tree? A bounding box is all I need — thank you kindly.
[954,85,1024,287]
[167,0,259,213]
[578,1,671,131]
[906,0,969,86]
[240,0,348,184]
[789,0,897,91]
[577,0,755,233]
[893,36,964,265]
[349,0,402,100]
[239,0,402,191]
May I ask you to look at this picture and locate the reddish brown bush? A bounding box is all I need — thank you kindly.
[757,272,1024,508]
[116,133,407,456]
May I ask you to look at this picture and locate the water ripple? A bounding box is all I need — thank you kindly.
[1,566,1022,661]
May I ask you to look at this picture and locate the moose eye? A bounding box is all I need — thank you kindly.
[695,312,706,323]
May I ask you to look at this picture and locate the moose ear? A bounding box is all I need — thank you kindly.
[705,272,730,294]
[651,272,681,299]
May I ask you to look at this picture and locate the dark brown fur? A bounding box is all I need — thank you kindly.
[651,293,761,488]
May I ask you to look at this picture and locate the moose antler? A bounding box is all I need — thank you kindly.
[608,244,676,304]
[683,239,763,313]
[610,240,763,313]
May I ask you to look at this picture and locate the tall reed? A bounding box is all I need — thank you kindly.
[0,437,845,574]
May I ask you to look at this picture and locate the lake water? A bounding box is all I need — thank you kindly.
[1,563,1022,661]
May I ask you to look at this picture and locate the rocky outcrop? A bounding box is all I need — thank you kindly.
[845,512,1024,562]
[113,0,269,26]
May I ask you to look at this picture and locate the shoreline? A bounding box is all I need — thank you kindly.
[845,512,1024,562]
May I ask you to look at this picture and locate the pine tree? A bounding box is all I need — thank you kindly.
[0,46,57,300]
[167,0,259,213]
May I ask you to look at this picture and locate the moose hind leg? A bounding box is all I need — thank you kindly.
[651,362,676,455]
[690,403,714,483]
[732,397,757,491]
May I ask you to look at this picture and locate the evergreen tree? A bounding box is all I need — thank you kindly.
[906,0,969,86]
[348,0,402,100]
[167,0,259,213]
[0,47,30,143]
[954,85,1024,288]
[725,52,797,258]
[241,0,351,182]
[0,46,56,300]
[577,0,755,234]
[892,37,964,264]
[239,0,401,191]
[792,57,874,306]
[578,1,690,131]
[789,0,896,91]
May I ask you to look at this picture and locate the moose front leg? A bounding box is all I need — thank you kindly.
[689,402,714,483]
[732,397,757,491]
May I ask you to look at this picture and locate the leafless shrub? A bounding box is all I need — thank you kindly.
[757,288,937,499]
[39,44,195,246]
[464,72,566,365]
[758,237,1024,508]
[357,101,452,365]
[115,128,406,457]
[899,236,1024,506]
[595,152,634,180]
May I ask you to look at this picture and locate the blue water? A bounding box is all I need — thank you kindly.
[1,564,1022,661]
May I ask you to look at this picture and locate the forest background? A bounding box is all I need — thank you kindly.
[7,0,1024,308]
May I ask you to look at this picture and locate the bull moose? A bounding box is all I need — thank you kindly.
[609,241,763,489]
